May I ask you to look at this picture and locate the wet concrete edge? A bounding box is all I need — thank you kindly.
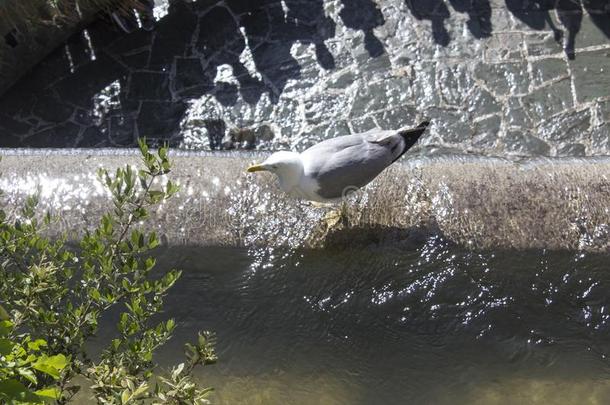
[1,150,609,251]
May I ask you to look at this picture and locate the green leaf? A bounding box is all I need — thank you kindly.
[17,368,38,385]
[172,363,185,380]
[148,190,165,203]
[0,338,15,355]
[166,180,179,195]
[102,215,113,235]
[166,319,175,332]
[130,230,141,248]
[121,389,131,404]
[145,257,156,271]
[138,138,149,156]
[161,160,171,173]
[134,207,148,220]
[132,382,149,398]
[34,387,61,400]
[158,146,168,160]
[148,233,159,249]
[0,320,13,336]
[27,339,47,351]
[32,355,69,380]
[0,379,41,403]
[89,289,102,302]
[0,304,9,321]
[32,364,60,380]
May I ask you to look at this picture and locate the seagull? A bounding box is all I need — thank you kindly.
[247,121,430,202]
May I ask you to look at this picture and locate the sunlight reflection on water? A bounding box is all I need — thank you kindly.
[138,243,610,405]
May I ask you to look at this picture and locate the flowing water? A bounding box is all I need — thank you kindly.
[107,242,610,405]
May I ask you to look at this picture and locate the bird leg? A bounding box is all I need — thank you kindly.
[302,200,349,230]
[308,201,335,209]
[322,201,349,230]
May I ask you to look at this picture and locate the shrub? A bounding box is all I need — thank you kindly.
[0,141,216,404]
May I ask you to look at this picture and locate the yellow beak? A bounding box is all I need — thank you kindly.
[247,164,267,173]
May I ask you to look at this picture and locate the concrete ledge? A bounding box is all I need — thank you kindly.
[1,150,609,251]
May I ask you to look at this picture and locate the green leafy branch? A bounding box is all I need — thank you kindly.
[0,141,216,404]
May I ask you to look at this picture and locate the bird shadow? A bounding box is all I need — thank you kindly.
[319,224,443,251]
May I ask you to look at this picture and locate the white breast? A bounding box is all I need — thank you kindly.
[292,175,328,202]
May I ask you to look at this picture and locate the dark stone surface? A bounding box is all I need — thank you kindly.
[54,53,126,106]
[591,124,610,151]
[149,1,198,70]
[557,142,586,156]
[503,129,551,155]
[569,49,610,103]
[77,126,107,147]
[32,93,74,123]
[137,101,187,142]
[107,114,138,146]
[128,71,172,101]
[538,108,592,142]
[521,79,573,121]
[530,57,568,86]
[25,122,82,147]
[173,57,207,92]
[0,113,31,136]
[0,0,608,157]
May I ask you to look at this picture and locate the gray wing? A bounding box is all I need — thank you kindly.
[301,130,403,199]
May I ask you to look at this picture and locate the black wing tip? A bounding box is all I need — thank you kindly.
[398,120,431,138]
[417,120,431,129]
[391,120,430,163]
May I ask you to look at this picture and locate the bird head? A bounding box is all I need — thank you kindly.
[247,151,303,190]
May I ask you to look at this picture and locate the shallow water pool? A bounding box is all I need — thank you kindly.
[103,240,610,404]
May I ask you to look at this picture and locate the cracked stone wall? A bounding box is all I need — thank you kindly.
[0,0,608,157]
